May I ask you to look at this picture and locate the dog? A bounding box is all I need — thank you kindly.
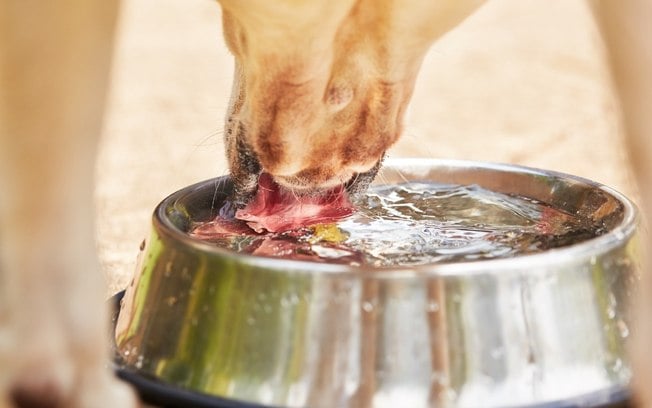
[0,0,650,407]
[591,1,652,404]
[218,0,486,204]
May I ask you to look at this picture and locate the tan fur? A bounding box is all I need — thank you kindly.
[591,1,652,405]
[0,0,651,406]
[218,0,485,192]
[0,1,137,407]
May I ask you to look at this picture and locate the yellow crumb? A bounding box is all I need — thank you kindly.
[310,224,349,244]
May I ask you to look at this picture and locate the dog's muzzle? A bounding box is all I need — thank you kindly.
[229,139,384,206]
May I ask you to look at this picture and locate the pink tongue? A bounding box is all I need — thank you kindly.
[235,173,355,233]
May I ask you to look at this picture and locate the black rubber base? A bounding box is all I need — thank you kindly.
[109,291,631,408]
[115,368,271,408]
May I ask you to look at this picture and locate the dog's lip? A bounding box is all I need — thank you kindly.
[272,172,354,194]
[263,158,384,196]
[232,144,384,204]
[245,156,384,201]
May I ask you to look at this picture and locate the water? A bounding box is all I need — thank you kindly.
[190,182,604,266]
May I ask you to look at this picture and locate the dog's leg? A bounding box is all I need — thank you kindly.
[591,0,652,405]
[0,1,137,407]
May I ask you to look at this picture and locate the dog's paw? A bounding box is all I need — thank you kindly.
[74,371,139,408]
[3,346,138,408]
[9,372,71,408]
[7,374,138,408]
[2,339,73,408]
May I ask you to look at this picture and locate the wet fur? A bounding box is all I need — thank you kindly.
[0,0,651,406]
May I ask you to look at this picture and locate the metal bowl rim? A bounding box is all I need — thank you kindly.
[153,158,638,278]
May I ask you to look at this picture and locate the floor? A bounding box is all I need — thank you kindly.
[98,0,636,294]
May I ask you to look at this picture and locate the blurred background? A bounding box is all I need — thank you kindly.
[97,0,635,293]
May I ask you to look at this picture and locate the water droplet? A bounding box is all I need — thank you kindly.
[165,296,177,306]
[431,371,448,386]
[257,293,267,301]
[618,320,630,338]
[607,293,617,319]
[613,358,623,372]
[191,317,199,326]
[427,301,440,313]
[362,302,374,312]
[247,316,256,325]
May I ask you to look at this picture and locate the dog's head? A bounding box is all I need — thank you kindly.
[217,0,483,202]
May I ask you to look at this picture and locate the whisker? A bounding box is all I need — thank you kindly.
[195,129,223,147]
[183,128,223,168]
[322,189,337,207]
[290,185,301,202]
[349,172,361,191]
[395,168,411,185]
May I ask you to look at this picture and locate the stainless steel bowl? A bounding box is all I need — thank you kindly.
[114,159,639,408]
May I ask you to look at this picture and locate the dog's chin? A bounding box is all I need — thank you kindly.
[230,157,384,207]
[273,173,352,194]
[269,157,383,197]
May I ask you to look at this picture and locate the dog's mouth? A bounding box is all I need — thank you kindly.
[230,140,383,205]
[228,143,383,233]
[233,172,355,233]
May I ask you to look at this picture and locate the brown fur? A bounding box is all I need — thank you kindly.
[218,0,486,192]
